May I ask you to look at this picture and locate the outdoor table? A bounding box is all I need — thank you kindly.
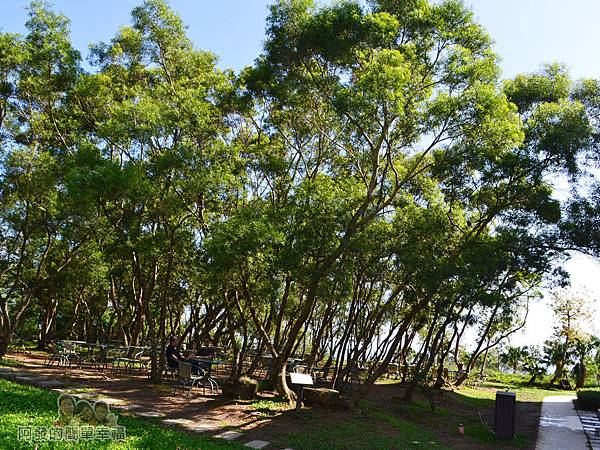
[75,343,106,369]
[70,341,89,355]
[188,357,225,377]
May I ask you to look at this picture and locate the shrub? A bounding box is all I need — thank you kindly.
[486,372,530,386]
[222,376,259,400]
[576,388,600,410]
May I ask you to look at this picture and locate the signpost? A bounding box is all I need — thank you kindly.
[289,373,313,413]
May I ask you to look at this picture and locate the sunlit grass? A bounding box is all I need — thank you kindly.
[0,358,26,368]
[245,398,293,419]
[0,379,243,449]
[458,382,574,404]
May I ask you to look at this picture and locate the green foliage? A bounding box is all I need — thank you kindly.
[576,388,600,411]
[1,0,599,407]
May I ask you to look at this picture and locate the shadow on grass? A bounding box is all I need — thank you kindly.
[1,369,557,450]
[0,379,243,449]
[237,381,549,450]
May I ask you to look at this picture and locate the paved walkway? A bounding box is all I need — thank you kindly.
[535,395,587,450]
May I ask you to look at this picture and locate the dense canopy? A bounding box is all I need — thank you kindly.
[1,0,599,401]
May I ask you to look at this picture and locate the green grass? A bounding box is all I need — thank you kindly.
[273,415,449,450]
[381,395,524,449]
[462,422,528,448]
[458,382,574,404]
[0,358,26,368]
[247,399,292,418]
[0,379,243,449]
[272,399,449,450]
[272,380,558,450]
[383,397,451,418]
[446,382,572,448]
[365,381,556,449]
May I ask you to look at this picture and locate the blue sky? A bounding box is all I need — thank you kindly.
[2,0,600,79]
[2,0,599,344]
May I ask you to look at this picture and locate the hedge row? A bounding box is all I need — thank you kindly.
[577,388,600,411]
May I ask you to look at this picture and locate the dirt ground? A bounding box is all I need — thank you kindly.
[2,351,540,449]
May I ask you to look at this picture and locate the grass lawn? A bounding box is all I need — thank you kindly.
[0,366,573,450]
[270,407,450,450]
[457,381,575,403]
[419,381,572,449]
[0,379,243,449]
[241,379,569,450]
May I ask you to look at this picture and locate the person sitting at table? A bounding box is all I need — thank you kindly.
[167,336,209,376]
[165,336,186,370]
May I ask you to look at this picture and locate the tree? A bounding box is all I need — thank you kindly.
[0,1,86,355]
[501,346,527,373]
[546,290,591,387]
[571,334,600,389]
[236,0,529,401]
[0,0,598,409]
[522,346,546,385]
[71,0,237,380]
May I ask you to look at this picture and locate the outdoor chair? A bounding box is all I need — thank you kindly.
[312,366,328,383]
[79,344,111,371]
[45,340,80,367]
[75,343,94,369]
[139,348,152,372]
[162,355,178,380]
[8,333,27,354]
[44,340,67,367]
[174,362,218,398]
[386,363,399,379]
[349,366,367,384]
[62,340,83,367]
[114,348,145,373]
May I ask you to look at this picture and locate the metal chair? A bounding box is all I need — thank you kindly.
[115,347,145,373]
[45,340,80,367]
[174,362,217,398]
[62,340,82,367]
[44,340,67,367]
[8,334,27,354]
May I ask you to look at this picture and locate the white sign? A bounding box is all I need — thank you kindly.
[289,373,313,385]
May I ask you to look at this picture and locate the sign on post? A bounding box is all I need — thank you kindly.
[289,373,313,413]
[289,373,313,386]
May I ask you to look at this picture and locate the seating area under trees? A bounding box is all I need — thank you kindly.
[1,0,600,448]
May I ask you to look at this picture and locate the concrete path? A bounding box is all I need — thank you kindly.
[535,395,587,450]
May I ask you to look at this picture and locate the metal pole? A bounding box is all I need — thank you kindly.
[295,386,303,413]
